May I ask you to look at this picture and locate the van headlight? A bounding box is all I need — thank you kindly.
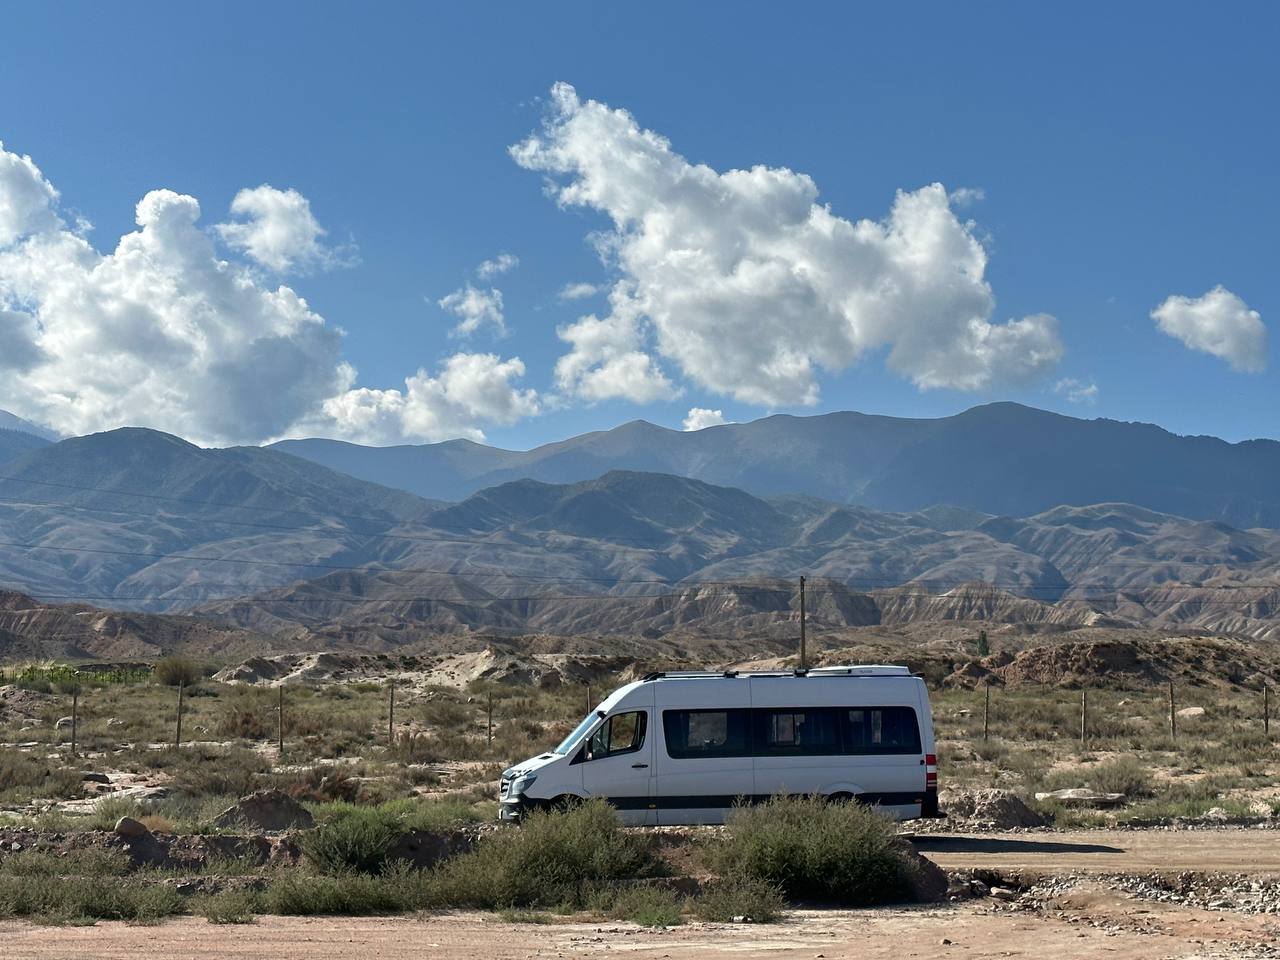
[509,774,537,796]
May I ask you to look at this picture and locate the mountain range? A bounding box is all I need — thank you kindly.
[272,403,1280,530]
[0,403,1277,659]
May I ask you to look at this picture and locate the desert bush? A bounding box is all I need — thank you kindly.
[605,884,683,927]
[0,848,130,878]
[217,708,268,740]
[428,799,658,908]
[1086,756,1154,797]
[0,752,83,803]
[709,795,920,906]
[693,876,786,923]
[303,807,403,874]
[0,874,183,924]
[262,862,429,915]
[197,888,260,924]
[154,656,202,688]
[168,745,270,798]
[276,765,360,803]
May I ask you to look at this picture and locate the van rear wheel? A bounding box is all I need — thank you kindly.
[826,791,855,805]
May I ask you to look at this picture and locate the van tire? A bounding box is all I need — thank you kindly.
[826,792,855,805]
[551,795,581,813]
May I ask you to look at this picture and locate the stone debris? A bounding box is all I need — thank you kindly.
[1034,788,1126,807]
[932,789,1049,830]
[1176,706,1207,719]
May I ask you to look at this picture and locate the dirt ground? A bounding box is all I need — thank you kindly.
[5,893,1280,960]
[913,828,1280,874]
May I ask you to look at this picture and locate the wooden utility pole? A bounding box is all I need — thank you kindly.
[1080,689,1088,743]
[799,576,807,670]
[277,686,285,755]
[388,678,396,750]
[174,681,185,750]
[983,684,990,741]
[70,690,78,758]
[487,692,493,745]
[1265,684,1271,736]
[1169,682,1176,739]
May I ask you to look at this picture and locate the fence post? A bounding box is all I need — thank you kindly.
[70,690,78,758]
[1168,681,1176,740]
[174,681,185,750]
[487,692,493,745]
[388,678,395,751]
[1265,684,1270,736]
[983,684,990,741]
[1080,689,1087,744]
[586,684,592,714]
[277,685,285,755]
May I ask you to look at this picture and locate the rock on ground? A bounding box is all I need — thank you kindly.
[212,790,315,831]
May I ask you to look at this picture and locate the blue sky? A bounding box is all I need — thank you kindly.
[0,2,1275,447]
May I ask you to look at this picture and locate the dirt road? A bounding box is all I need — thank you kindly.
[5,895,1280,960]
[912,828,1280,875]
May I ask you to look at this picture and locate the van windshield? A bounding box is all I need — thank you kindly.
[554,710,603,755]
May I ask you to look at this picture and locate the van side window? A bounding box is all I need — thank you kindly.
[756,708,841,756]
[585,711,647,761]
[844,707,921,755]
[663,709,751,759]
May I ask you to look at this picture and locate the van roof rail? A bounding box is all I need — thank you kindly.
[639,665,912,682]
[807,664,912,676]
[640,670,741,682]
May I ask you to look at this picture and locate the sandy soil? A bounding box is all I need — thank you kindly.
[4,896,1279,960]
[913,828,1280,874]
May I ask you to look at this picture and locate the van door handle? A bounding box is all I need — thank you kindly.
[631,763,649,769]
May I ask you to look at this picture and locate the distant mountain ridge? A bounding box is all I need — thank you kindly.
[272,403,1280,530]
[0,410,60,442]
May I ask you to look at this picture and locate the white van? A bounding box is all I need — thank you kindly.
[498,666,939,825]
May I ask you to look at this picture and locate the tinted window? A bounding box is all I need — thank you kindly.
[755,708,842,756]
[663,709,751,759]
[843,707,921,755]
[585,711,647,760]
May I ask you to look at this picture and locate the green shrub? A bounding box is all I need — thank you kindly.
[428,800,659,908]
[693,876,786,923]
[0,848,130,878]
[303,807,403,874]
[0,875,183,924]
[261,863,429,916]
[710,795,920,906]
[605,885,684,927]
[154,657,202,688]
[1086,756,1153,798]
[198,888,260,924]
[0,752,84,803]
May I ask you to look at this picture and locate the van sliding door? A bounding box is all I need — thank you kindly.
[653,686,754,825]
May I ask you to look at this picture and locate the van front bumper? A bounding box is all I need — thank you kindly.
[498,797,533,821]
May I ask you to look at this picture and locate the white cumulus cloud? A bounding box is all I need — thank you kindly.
[1152,285,1267,373]
[320,353,539,445]
[476,252,519,279]
[0,143,537,445]
[512,83,1062,408]
[0,142,60,246]
[216,184,350,273]
[682,407,727,431]
[558,281,602,301]
[1053,377,1099,404]
[439,284,506,337]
